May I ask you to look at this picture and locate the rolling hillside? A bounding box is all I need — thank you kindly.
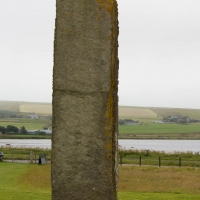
[119,106,200,121]
[1,101,200,138]
[1,100,200,118]
[0,101,52,114]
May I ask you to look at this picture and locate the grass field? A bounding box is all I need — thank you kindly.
[0,100,52,114]
[1,162,200,200]
[118,192,200,200]
[118,166,200,198]
[0,134,51,139]
[0,162,51,200]
[119,123,200,134]
[0,118,51,130]
[119,107,158,118]
[19,104,52,114]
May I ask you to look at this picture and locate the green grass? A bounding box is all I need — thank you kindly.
[118,192,200,200]
[118,166,200,199]
[0,118,51,130]
[0,122,46,130]
[119,123,200,134]
[2,162,200,200]
[0,134,51,139]
[0,162,51,200]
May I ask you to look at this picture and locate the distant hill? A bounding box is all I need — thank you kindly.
[119,107,157,118]
[1,101,200,119]
[149,107,200,120]
[0,101,52,114]
[119,106,200,121]
[0,101,21,112]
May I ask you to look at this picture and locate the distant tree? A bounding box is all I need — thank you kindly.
[6,125,19,133]
[39,131,46,135]
[9,115,17,118]
[0,126,6,134]
[118,119,125,125]
[20,126,27,134]
[179,119,187,124]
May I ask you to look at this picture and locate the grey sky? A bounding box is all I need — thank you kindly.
[1,0,200,109]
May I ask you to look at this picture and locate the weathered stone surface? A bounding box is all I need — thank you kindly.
[52,0,119,199]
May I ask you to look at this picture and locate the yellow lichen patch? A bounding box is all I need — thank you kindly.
[106,140,112,151]
[97,0,117,13]
[102,1,118,197]
[103,0,118,158]
[97,13,101,21]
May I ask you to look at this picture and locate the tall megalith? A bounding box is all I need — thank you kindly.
[52,0,119,199]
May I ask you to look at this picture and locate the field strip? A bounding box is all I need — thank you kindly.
[20,104,52,114]
[119,107,157,118]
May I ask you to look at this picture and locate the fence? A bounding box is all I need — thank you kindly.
[0,148,51,164]
[119,155,200,167]
[1,148,200,167]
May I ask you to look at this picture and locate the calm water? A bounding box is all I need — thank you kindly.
[119,139,200,153]
[0,139,51,149]
[0,139,200,153]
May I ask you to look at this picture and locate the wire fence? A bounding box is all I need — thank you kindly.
[0,148,51,164]
[119,155,200,167]
[1,148,200,167]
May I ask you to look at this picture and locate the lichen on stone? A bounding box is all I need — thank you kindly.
[97,0,117,13]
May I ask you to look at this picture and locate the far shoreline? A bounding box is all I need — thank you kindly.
[1,133,200,140]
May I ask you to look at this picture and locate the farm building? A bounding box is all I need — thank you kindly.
[119,119,140,125]
[40,129,52,134]
[27,130,40,134]
[125,119,140,125]
[171,115,182,119]
[153,120,164,124]
[28,112,39,119]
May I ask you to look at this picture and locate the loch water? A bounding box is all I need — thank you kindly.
[0,139,200,153]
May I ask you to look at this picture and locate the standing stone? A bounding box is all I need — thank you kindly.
[52,0,119,199]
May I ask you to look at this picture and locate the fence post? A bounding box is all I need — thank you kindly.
[120,155,122,165]
[179,157,181,168]
[30,151,33,163]
[34,152,36,164]
[159,156,161,167]
[139,155,141,166]
[12,150,13,162]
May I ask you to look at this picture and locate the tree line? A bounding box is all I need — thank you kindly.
[0,125,27,134]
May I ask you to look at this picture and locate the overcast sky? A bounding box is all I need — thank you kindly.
[1,0,200,109]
